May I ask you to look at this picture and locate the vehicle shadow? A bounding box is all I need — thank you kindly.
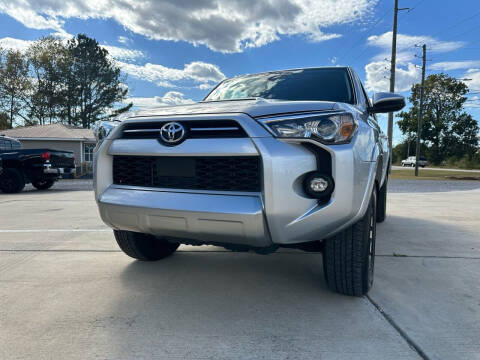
[99,213,478,358]
[104,252,378,358]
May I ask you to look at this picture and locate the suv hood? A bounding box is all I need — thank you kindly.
[127,99,337,120]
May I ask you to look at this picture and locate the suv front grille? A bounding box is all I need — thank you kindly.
[121,120,247,139]
[113,156,261,192]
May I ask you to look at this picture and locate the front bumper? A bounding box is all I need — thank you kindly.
[95,113,377,247]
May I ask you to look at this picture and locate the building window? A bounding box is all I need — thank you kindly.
[84,143,95,162]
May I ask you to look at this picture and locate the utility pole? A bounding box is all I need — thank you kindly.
[387,0,399,170]
[387,0,408,169]
[414,44,426,177]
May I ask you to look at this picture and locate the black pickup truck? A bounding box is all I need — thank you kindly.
[0,135,75,193]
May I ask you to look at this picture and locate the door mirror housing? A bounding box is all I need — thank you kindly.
[369,92,406,113]
[93,121,120,143]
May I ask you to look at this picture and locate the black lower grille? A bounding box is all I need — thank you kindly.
[113,156,261,192]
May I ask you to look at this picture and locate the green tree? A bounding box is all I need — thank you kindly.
[397,74,479,164]
[67,34,132,128]
[0,49,31,128]
[25,37,68,125]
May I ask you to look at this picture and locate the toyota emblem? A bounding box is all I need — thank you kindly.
[159,122,185,145]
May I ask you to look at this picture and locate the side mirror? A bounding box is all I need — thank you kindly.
[93,121,119,143]
[369,92,406,113]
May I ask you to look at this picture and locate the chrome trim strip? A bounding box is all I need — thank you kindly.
[123,129,160,133]
[190,127,239,131]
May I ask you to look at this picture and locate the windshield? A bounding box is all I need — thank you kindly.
[204,68,354,104]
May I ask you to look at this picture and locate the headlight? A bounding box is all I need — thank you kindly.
[259,112,357,144]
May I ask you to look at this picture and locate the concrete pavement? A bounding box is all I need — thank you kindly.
[1,186,479,359]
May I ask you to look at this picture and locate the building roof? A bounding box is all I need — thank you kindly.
[0,123,95,141]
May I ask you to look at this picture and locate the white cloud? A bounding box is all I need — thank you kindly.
[364,31,464,94]
[102,45,145,62]
[465,69,480,92]
[198,83,214,90]
[117,36,131,45]
[0,0,379,53]
[0,3,62,30]
[128,92,195,109]
[367,32,464,53]
[0,37,33,51]
[118,61,225,87]
[0,35,220,89]
[465,95,480,108]
[431,61,480,71]
[0,35,145,62]
[365,61,420,92]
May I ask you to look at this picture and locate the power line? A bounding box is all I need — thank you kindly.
[430,9,480,38]
[443,23,480,42]
[403,0,427,14]
[337,8,391,63]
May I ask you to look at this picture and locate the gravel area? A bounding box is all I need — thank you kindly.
[18,178,480,193]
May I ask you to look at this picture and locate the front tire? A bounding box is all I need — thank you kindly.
[0,168,25,193]
[323,189,377,296]
[376,180,387,223]
[114,230,180,261]
[32,179,55,190]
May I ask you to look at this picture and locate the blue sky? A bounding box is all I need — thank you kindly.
[0,0,479,143]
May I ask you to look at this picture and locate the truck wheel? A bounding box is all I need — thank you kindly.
[323,189,377,296]
[114,230,180,261]
[0,168,25,193]
[32,179,55,190]
[376,180,387,223]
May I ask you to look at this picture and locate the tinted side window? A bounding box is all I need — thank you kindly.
[351,71,368,108]
[11,140,21,149]
[0,139,5,150]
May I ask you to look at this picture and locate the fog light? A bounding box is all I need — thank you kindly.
[304,172,334,199]
[310,177,329,192]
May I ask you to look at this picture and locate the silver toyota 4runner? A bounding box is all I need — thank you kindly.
[94,67,405,296]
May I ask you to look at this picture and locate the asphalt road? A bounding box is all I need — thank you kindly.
[22,178,480,194]
[1,183,479,359]
[392,165,480,173]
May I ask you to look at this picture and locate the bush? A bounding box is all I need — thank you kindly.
[443,154,480,169]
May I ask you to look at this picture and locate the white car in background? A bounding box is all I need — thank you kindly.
[402,156,427,167]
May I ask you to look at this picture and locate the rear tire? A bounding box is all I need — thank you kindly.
[32,179,55,190]
[114,230,180,261]
[0,168,25,193]
[323,189,377,296]
[376,180,387,223]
